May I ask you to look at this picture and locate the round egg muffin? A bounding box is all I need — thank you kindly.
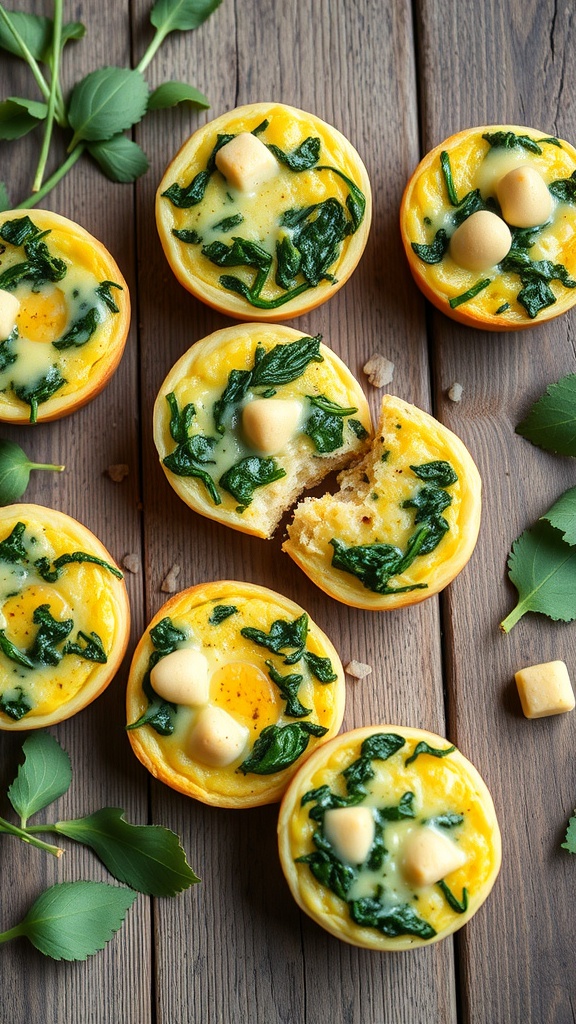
[400,124,576,329]
[278,725,501,949]
[283,394,481,609]
[0,504,129,730]
[126,581,346,808]
[0,210,130,422]
[153,323,372,539]
[156,102,372,321]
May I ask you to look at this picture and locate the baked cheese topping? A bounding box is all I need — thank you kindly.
[0,517,124,725]
[0,213,127,422]
[402,126,576,325]
[280,728,501,947]
[126,582,345,807]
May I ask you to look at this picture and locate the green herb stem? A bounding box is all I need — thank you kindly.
[32,0,63,193]
[0,4,51,104]
[0,815,63,857]
[499,604,524,633]
[135,26,167,75]
[0,922,28,946]
[28,461,66,473]
[16,145,85,209]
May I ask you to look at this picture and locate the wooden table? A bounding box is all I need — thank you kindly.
[1,1,575,1021]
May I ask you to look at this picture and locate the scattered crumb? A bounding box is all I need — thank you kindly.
[106,463,129,482]
[161,563,181,593]
[345,660,373,680]
[447,382,463,403]
[122,553,141,574]
[363,352,395,388]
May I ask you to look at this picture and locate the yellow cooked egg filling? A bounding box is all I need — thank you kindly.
[0,214,125,421]
[0,519,123,723]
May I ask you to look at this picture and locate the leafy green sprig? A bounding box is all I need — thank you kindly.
[0,0,221,209]
[0,437,64,505]
[0,732,199,960]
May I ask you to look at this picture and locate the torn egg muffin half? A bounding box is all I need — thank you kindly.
[0,210,130,422]
[125,582,345,808]
[153,323,372,539]
[0,504,129,730]
[400,124,576,329]
[278,725,501,949]
[155,101,372,321]
[283,394,481,609]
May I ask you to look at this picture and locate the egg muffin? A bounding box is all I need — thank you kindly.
[0,210,130,422]
[156,102,372,321]
[126,581,346,808]
[283,395,481,609]
[400,124,576,329]
[153,323,372,539]
[278,725,501,949]
[0,504,129,730]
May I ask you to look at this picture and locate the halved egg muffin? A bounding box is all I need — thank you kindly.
[0,210,130,422]
[155,102,372,321]
[0,504,129,729]
[278,724,501,949]
[153,323,372,539]
[283,395,481,609]
[400,124,576,329]
[125,581,346,808]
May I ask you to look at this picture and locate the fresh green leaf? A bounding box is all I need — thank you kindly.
[67,67,149,148]
[54,808,199,896]
[148,81,209,111]
[87,135,149,183]
[4,881,137,961]
[7,732,71,823]
[0,96,47,140]
[0,438,64,505]
[150,0,222,35]
[516,373,576,455]
[238,721,327,775]
[540,486,576,546]
[561,812,576,853]
[0,9,52,59]
[500,519,576,632]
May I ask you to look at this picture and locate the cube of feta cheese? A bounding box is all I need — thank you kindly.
[401,827,467,888]
[0,289,20,339]
[215,132,279,192]
[514,660,575,718]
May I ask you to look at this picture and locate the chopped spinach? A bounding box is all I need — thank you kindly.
[126,617,187,736]
[404,741,456,766]
[266,136,321,171]
[0,328,18,370]
[219,455,286,505]
[28,604,74,666]
[330,538,428,596]
[34,551,123,582]
[438,880,468,913]
[482,130,543,154]
[349,418,369,440]
[241,612,309,664]
[449,278,491,308]
[52,307,101,349]
[162,133,235,208]
[499,239,576,318]
[13,365,67,423]
[0,522,27,562]
[411,229,450,265]
[411,461,458,487]
[348,896,436,939]
[0,227,68,292]
[305,394,358,453]
[303,651,337,683]
[172,228,203,244]
[275,233,301,289]
[265,660,310,718]
[162,392,221,505]
[426,812,464,829]
[212,213,244,232]
[95,279,123,313]
[0,216,42,247]
[63,630,107,663]
[549,170,576,203]
[238,721,327,775]
[0,629,35,668]
[208,604,238,625]
[0,688,32,720]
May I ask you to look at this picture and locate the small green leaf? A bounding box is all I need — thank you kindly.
[561,812,576,853]
[540,486,576,547]
[516,373,576,455]
[500,519,576,632]
[0,96,47,140]
[13,881,136,961]
[67,67,149,148]
[148,81,209,110]
[7,732,72,822]
[87,135,149,183]
[150,0,223,35]
[0,438,65,505]
[54,808,199,896]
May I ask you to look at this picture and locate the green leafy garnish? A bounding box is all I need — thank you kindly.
[561,812,576,853]
[0,438,64,505]
[516,373,576,455]
[540,487,576,546]
[7,732,71,821]
[500,512,576,632]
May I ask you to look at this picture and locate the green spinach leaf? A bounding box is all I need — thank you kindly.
[238,721,327,775]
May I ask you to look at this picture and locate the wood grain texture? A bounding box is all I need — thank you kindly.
[1,0,575,1022]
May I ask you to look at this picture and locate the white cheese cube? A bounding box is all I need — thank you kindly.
[401,827,467,887]
[515,660,575,719]
[150,648,210,706]
[0,289,20,339]
[242,398,301,455]
[189,705,249,767]
[215,132,279,192]
[323,806,375,865]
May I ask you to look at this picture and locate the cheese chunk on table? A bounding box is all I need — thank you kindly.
[514,660,575,718]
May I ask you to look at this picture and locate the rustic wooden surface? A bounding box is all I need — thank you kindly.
[1,1,575,1021]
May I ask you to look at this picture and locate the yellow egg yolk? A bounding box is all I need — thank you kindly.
[16,286,68,343]
[211,661,278,733]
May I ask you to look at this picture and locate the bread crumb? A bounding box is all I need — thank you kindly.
[345,660,373,679]
[106,463,129,482]
[161,564,181,593]
[363,352,395,388]
[447,382,463,403]
[122,553,141,574]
